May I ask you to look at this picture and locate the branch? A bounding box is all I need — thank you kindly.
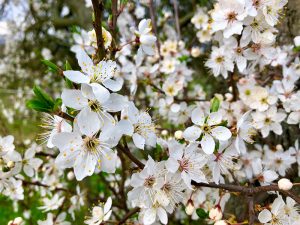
[148,0,161,58]
[172,0,181,40]
[55,111,74,122]
[248,194,255,225]
[21,179,73,193]
[117,207,140,225]
[117,139,145,169]
[91,0,105,61]
[192,182,300,204]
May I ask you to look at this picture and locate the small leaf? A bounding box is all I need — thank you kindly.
[196,208,208,219]
[53,98,62,112]
[33,86,54,108]
[210,97,220,112]
[41,60,59,72]
[65,60,72,70]
[26,99,53,112]
[178,55,189,63]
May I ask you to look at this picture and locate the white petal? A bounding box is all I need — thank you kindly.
[157,207,168,224]
[63,71,90,84]
[143,208,156,225]
[24,165,34,177]
[258,209,272,223]
[61,89,88,110]
[207,112,222,126]
[102,78,123,92]
[133,133,145,149]
[165,158,180,173]
[77,107,101,136]
[183,126,201,142]
[200,134,215,154]
[104,197,112,214]
[191,107,205,126]
[210,126,232,141]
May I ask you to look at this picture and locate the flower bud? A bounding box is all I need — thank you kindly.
[161,130,168,136]
[278,178,293,191]
[67,171,75,180]
[174,130,183,140]
[7,161,15,168]
[294,36,300,46]
[191,47,201,57]
[185,200,195,215]
[209,207,223,221]
[214,220,227,225]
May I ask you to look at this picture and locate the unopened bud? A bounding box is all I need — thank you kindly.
[7,161,15,168]
[278,178,293,191]
[209,207,223,221]
[191,47,201,57]
[214,220,227,225]
[276,144,283,151]
[174,130,183,140]
[161,130,168,136]
[67,171,75,180]
[185,200,195,215]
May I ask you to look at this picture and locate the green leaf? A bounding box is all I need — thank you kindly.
[41,59,59,72]
[196,208,209,219]
[33,86,54,108]
[293,46,300,52]
[210,97,220,112]
[178,55,189,63]
[26,99,53,112]
[26,86,56,113]
[64,61,74,88]
[65,60,72,70]
[53,98,62,112]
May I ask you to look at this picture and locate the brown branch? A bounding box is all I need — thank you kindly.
[117,139,145,170]
[117,207,140,225]
[148,0,161,58]
[192,182,300,204]
[172,0,181,40]
[21,179,73,193]
[91,0,105,61]
[248,194,255,225]
[55,111,74,122]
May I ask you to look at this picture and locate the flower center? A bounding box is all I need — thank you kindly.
[84,136,100,153]
[89,100,102,112]
[227,12,237,22]
[215,56,224,63]
[178,158,189,172]
[144,176,156,188]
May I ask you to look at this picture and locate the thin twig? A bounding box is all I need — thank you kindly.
[117,207,140,225]
[192,182,300,204]
[91,0,105,61]
[172,0,181,40]
[148,0,161,58]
